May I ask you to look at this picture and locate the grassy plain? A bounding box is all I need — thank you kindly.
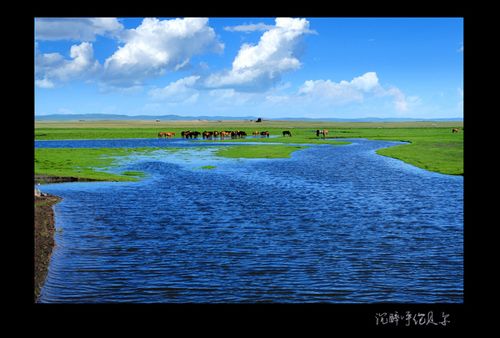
[35,147,159,181]
[35,120,463,176]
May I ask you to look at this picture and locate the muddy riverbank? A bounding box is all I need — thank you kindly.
[34,174,102,301]
[34,193,61,301]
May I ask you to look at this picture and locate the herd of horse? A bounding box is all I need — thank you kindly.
[158,130,271,139]
[158,129,331,139]
[159,127,460,139]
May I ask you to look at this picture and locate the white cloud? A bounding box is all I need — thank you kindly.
[35,78,54,88]
[386,87,408,112]
[35,42,100,88]
[208,88,256,106]
[149,76,200,102]
[35,18,124,41]
[208,88,235,100]
[458,43,464,53]
[102,17,223,87]
[298,72,411,112]
[204,17,313,92]
[298,79,364,104]
[224,23,274,33]
[350,72,381,92]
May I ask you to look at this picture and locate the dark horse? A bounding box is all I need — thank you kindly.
[282,130,292,137]
[260,131,270,138]
[452,128,460,133]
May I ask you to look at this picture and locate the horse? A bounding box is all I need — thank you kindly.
[316,129,328,138]
[202,131,213,139]
[158,131,174,138]
[282,130,292,137]
[252,131,260,136]
[452,128,460,133]
[261,131,270,138]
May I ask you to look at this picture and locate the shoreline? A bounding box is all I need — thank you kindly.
[35,174,103,184]
[34,193,61,302]
[34,175,102,302]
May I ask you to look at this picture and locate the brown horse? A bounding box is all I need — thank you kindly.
[252,130,260,136]
[202,131,214,139]
[260,131,270,138]
[316,129,328,138]
[158,131,175,138]
[452,128,460,133]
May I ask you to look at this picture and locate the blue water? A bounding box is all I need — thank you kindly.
[37,138,463,303]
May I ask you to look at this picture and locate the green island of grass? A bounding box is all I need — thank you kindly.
[215,145,307,159]
[35,147,159,182]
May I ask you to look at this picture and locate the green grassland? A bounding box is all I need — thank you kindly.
[35,147,159,182]
[215,145,308,159]
[35,120,463,176]
[34,144,309,181]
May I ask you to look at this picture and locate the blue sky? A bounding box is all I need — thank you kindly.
[35,17,463,118]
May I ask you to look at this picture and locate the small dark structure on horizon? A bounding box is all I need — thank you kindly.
[256,118,262,123]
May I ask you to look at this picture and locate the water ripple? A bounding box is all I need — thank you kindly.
[38,138,463,303]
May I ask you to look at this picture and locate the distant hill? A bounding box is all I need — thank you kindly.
[276,117,464,122]
[35,113,463,122]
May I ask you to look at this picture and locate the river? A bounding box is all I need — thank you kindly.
[36,138,463,303]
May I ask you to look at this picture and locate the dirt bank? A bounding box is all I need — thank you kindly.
[34,174,104,301]
[34,194,61,302]
[35,174,101,184]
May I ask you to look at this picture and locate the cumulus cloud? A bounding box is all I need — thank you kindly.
[35,42,100,88]
[385,87,408,112]
[204,17,313,92]
[207,88,257,106]
[298,72,410,112]
[35,18,124,41]
[224,23,274,33]
[350,72,381,92]
[102,17,223,87]
[35,78,55,89]
[298,79,364,104]
[149,76,200,102]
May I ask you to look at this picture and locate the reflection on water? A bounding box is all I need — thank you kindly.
[37,139,463,303]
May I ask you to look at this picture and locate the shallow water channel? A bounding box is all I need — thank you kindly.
[36,138,463,303]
